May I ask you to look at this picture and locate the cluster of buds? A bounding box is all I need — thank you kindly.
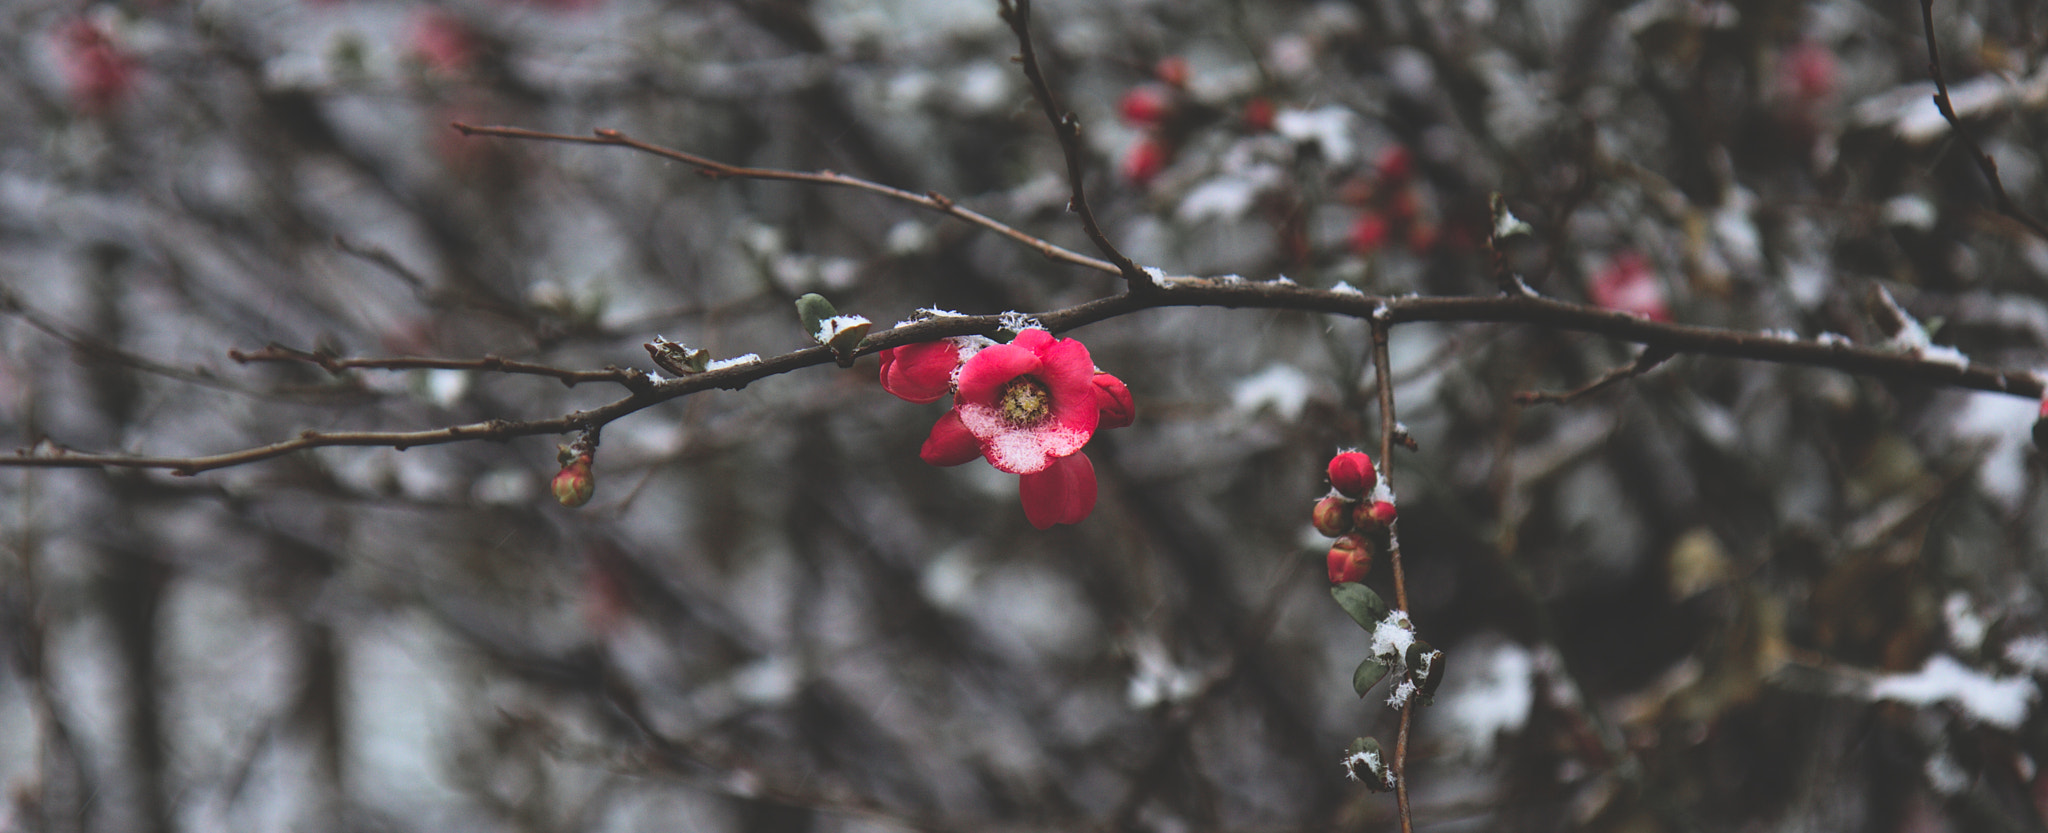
[1346,146,1451,256]
[1314,451,1397,584]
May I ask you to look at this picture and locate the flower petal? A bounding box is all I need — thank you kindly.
[1018,451,1097,529]
[955,342,1040,410]
[1092,373,1135,429]
[919,410,982,467]
[878,340,961,403]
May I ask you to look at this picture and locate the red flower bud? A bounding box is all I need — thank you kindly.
[1118,85,1171,126]
[878,339,961,403]
[552,456,595,507]
[1327,451,1375,498]
[1350,213,1390,254]
[1092,372,1135,430]
[1327,535,1373,584]
[1368,501,1400,528]
[1374,145,1414,184]
[1121,137,1169,185]
[1154,56,1190,88]
[1312,496,1354,537]
[1242,97,1276,133]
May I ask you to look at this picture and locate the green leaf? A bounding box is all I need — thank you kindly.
[1330,582,1388,631]
[795,293,838,340]
[1353,656,1390,698]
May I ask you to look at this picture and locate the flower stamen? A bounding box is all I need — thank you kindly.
[997,377,1053,425]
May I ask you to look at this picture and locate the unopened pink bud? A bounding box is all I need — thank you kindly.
[1327,451,1375,498]
[1327,535,1373,584]
[552,456,595,507]
[1357,500,1396,528]
[1313,496,1354,537]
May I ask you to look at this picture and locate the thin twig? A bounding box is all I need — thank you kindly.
[228,344,652,391]
[0,285,255,395]
[1369,319,1414,833]
[1918,0,2048,242]
[996,0,1156,293]
[1513,345,1675,406]
[450,123,1121,277]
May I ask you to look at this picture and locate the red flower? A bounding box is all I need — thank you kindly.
[952,329,1098,474]
[879,339,963,403]
[904,329,1120,528]
[1093,372,1135,430]
[1588,252,1670,322]
[1327,451,1375,498]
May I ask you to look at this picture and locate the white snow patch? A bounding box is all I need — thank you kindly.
[1868,654,2036,729]
[1439,639,1535,759]
[1177,173,1270,223]
[1331,281,1365,296]
[1884,194,1938,230]
[1273,275,1297,286]
[1944,592,1987,653]
[953,403,1086,474]
[997,311,1040,333]
[1274,106,1359,164]
[2004,635,2048,675]
[706,354,760,370]
[1925,750,1971,796]
[814,314,869,343]
[1231,364,1317,422]
[1950,391,2039,507]
[1817,332,1853,347]
[1921,344,1970,368]
[1371,610,1415,661]
[1385,678,1419,709]
[1126,637,1200,709]
[1761,328,1799,341]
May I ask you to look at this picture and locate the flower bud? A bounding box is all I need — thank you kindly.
[1327,535,1372,584]
[1093,372,1135,429]
[878,340,962,404]
[1312,495,1354,537]
[1356,499,1396,530]
[552,456,594,507]
[1326,451,1375,498]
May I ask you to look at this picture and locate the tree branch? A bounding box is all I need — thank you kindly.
[1514,344,1675,406]
[5,283,2040,475]
[1370,318,1415,833]
[1918,0,2048,242]
[449,123,1123,278]
[228,344,652,391]
[996,0,1157,292]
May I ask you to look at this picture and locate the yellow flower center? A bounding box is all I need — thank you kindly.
[997,377,1052,426]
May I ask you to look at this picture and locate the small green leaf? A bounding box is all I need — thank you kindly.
[1352,656,1390,698]
[795,293,838,339]
[1330,582,1388,631]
